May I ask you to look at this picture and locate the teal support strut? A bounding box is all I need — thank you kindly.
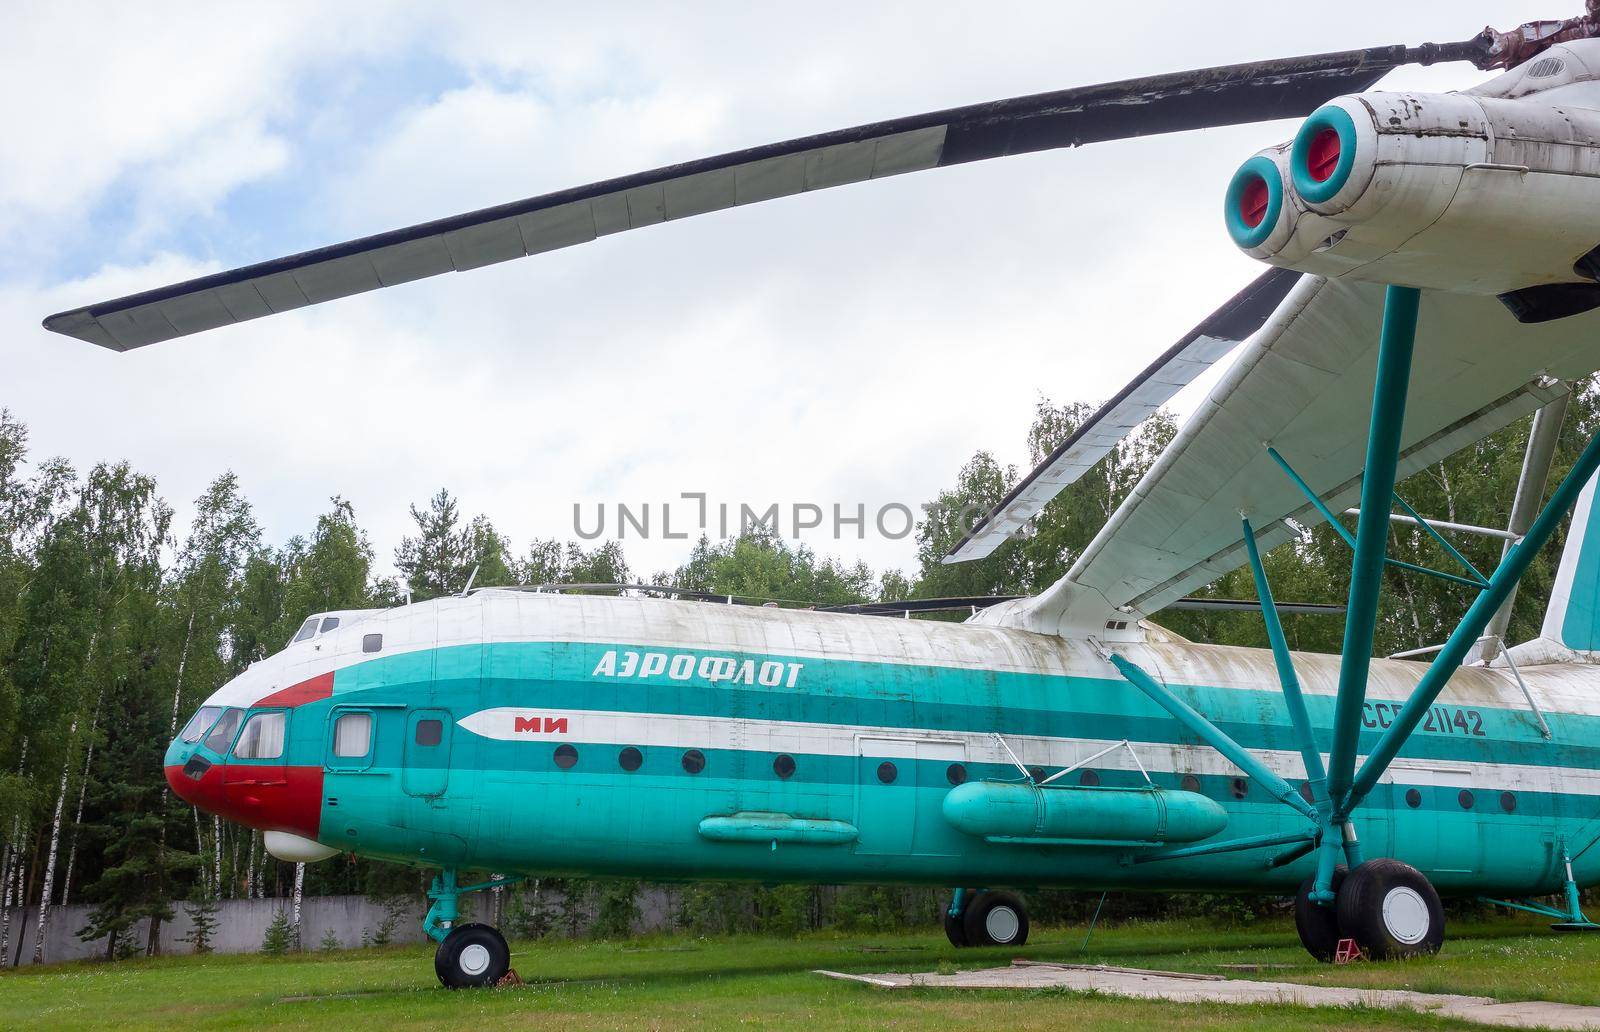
[1135,828,1314,864]
[1241,516,1327,808]
[1327,284,1420,811]
[1109,654,1318,822]
[1348,427,1600,809]
[1268,447,1489,591]
[1391,492,1489,587]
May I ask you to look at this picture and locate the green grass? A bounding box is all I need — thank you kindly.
[3,916,1597,1030]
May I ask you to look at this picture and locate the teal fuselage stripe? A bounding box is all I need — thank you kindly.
[229,640,1600,897]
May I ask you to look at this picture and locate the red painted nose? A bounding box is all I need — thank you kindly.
[165,759,323,840]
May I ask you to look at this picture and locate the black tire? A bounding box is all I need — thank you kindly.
[1335,858,1444,960]
[943,907,969,948]
[962,890,1029,948]
[434,922,510,989]
[1294,866,1347,963]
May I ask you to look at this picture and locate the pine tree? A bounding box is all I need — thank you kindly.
[319,926,340,953]
[179,885,219,954]
[261,909,294,955]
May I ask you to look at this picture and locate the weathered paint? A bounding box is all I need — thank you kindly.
[164,590,1600,900]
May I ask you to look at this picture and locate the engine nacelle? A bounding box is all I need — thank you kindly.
[1226,75,1600,296]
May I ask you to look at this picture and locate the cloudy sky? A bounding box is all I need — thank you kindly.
[0,1,1558,584]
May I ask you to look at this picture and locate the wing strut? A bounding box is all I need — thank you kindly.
[1108,284,1600,908]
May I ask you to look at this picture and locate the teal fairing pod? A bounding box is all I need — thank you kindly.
[942,781,1228,845]
[1291,104,1360,205]
[1224,155,1285,251]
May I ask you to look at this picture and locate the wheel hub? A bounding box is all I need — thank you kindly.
[1381,886,1430,944]
[985,905,1020,943]
[459,942,492,977]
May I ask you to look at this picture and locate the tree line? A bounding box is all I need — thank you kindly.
[0,383,1595,962]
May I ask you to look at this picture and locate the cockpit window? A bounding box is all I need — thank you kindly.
[319,616,340,633]
[179,706,224,744]
[234,711,286,760]
[291,617,318,645]
[203,709,243,754]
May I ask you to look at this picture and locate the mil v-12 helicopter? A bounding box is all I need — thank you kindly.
[44,7,1600,987]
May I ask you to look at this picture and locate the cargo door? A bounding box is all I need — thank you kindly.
[854,736,915,856]
[403,708,452,798]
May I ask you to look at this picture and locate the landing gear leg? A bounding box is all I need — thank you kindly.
[943,888,971,947]
[423,869,523,988]
[1293,868,1346,962]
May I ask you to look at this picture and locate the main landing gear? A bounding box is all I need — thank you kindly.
[944,888,1030,948]
[1294,859,1444,961]
[424,869,522,988]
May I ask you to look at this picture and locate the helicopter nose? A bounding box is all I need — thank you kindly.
[164,749,225,813]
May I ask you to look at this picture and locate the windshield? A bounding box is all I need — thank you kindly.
[178,705,223,744]
[290,617,318,646]
[202,708,242,754]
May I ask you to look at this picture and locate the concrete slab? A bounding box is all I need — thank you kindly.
[814,961,1600,1030]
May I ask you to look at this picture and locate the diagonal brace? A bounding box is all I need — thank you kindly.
[1110,653,1317,822]
[1242,517,1328,809]
[1346,427,1600,810]
[1268,447,1486,590]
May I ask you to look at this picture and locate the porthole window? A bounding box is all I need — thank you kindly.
[362,633,383,653]
[1459,789,1475,810]
[682,749,706,774]
[1078,769,1101,787]
[1028,765,1047,782]
[1405,788,1422,808]
[877,761,897,784]
[946,763,967,786]
[1230,777,1249,800]
[773,754,796,779]
[414,719,442,747]
[1180,773,1202,793]
[619,746,643,772]
[1500,791,1517,813]
[554,744,578,770]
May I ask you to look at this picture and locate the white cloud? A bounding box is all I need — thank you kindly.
[1,0,1565,587]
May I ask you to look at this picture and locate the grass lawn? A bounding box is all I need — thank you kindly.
[3,915,1597,1030]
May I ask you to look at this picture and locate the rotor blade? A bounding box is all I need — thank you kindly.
[942,266,1301,565]
[44,40,1481,351]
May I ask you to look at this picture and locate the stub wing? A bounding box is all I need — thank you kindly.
[990,276,1600,633]
[944,267,1300,564]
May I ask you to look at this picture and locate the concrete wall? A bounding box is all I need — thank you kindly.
[0,885,680,965]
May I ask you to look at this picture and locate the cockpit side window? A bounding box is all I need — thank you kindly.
[319,616,340,633]
[233,711,286,760]
[179,706,224,744]
[291,617,318,645]
[202,709,243,754]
